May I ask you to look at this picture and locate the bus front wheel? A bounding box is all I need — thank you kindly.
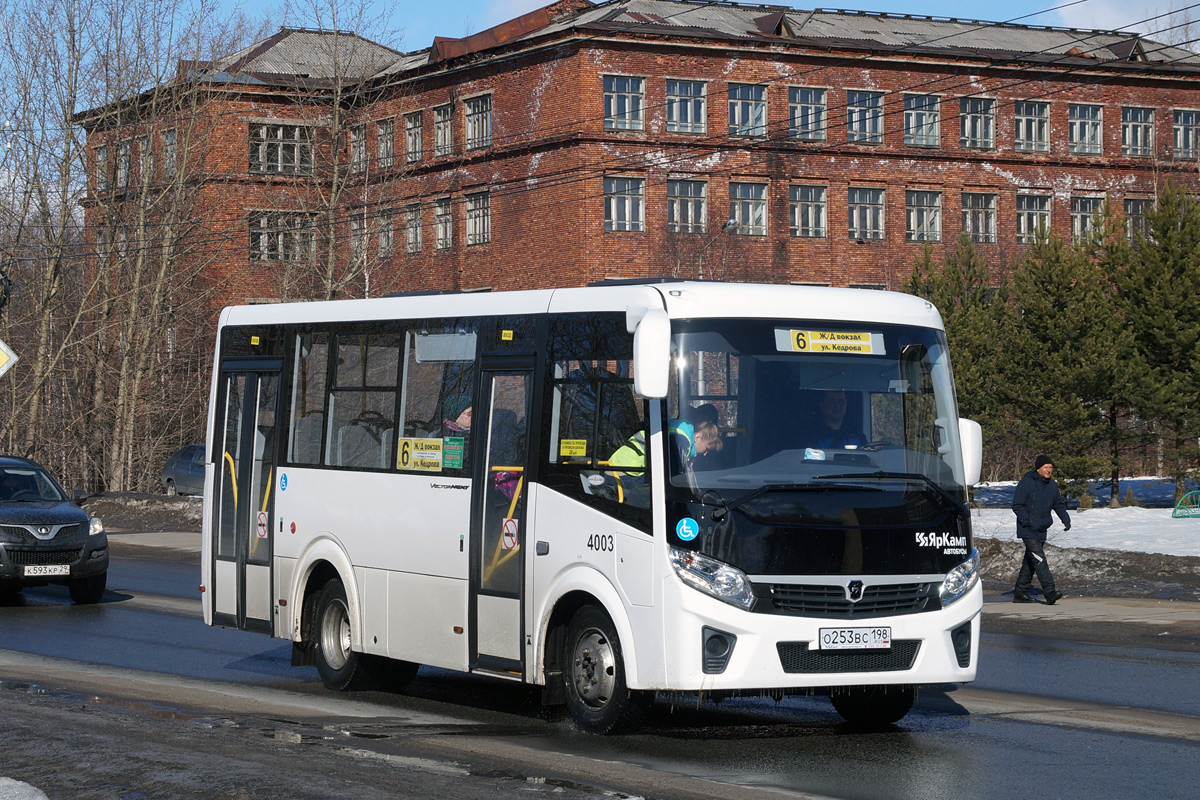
[829,685,915,726]
[313,579,369,691]
[563,605,648,734]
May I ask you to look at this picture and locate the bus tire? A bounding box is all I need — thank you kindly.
[830,685,915,726]
[313,579,369,691]
[563,605,647,734]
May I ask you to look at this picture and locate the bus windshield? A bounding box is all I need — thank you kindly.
[666,318,968,506]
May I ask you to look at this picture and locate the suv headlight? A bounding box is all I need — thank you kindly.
[940,548,980,606]
[669,546,754,610]
[88,516,105,536]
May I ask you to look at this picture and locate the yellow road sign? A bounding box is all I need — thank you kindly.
[0,338,18,379]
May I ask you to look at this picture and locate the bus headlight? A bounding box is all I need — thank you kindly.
[669,546,754,610]
[940,548,980,606]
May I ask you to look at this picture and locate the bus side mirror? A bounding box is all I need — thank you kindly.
[959,418,982,486]
[633,308,670,399]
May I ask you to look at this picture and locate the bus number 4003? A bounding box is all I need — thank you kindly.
[587,534,614,552]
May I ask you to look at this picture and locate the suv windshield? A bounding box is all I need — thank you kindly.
[0,467,67,502]
[665,318,968,508]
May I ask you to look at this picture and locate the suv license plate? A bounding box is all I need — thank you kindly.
[24,565,70,577]
[817,626,892,650]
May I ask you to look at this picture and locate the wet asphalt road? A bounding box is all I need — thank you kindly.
[1,554,1199,800]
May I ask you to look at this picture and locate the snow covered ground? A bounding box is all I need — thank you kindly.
[972,477,1200,557]
[971,506,1200,558]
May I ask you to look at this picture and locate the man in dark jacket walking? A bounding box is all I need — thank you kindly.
[1012,455,1070,604]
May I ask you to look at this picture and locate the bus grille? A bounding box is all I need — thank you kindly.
[776,640,921,674]
[763,582,938,619]
[5,547,82,566]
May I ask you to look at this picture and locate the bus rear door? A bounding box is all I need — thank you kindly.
[211,359,281,634]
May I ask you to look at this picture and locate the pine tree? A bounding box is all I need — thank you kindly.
[1115,181,1200,498]
[999,226,1134,492]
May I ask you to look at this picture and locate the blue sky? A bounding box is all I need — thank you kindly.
[232,1,1185,55]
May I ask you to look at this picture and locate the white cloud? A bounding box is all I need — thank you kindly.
[1053,0,1191,36]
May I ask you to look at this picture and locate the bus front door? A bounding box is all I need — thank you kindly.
[211,362,281,634]
[470,362,533,676]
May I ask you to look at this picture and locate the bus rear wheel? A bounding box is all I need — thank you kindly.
[829,685,915,726]
[313,579,369,691]
[563,605,647,734]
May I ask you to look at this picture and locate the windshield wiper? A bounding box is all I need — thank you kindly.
[815,470,968,516]
[710,482,877,521]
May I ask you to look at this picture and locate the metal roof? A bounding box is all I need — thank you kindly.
[472,1,1200,69]
[206,28,402,83]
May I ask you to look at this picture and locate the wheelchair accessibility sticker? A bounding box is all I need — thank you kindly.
[676,518,700,541]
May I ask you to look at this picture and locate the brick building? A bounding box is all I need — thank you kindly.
[79,0,1200,307]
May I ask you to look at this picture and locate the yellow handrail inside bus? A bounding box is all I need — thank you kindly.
[223,451,238,508]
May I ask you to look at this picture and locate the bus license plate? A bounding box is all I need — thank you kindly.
[817,626,891,650]
[23,565,70,577]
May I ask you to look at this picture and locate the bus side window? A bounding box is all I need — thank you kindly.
[542,313,651,530]
[288,332,329,465]
[399,326,477,472]
[325,333,399,469]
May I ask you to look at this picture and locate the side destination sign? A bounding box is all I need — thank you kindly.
[397,438,444,471]
[774,329,883,355]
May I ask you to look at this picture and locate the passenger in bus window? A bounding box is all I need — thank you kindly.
[441,394,472,436]
[809,390,865,449]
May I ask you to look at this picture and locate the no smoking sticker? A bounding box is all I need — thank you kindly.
[256,511,269,539]
[501,518,519,550]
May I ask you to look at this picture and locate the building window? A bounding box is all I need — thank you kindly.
[465,191,490,245]
[1125,198,1151,240]
[728,84,767,137]
[1016,195,1051,243]
[667,180,707,233]
[249,124,313,174]
[848,187,885,240]
[377,119,395,169]
[350,212,367,263]
[434,105,453,156]
[1071,196,1103,242]
[377,213,393,258]
[789,185,827,238]
[906,190,942,242]
[603,177,644,232]
[666,80,706,134]
[116,140,131,188]
[405,112,423,162]
[1173,110,1200,158]
[249,212,315,262]
[1014,101,1050,152]
[904,95,940,147]
[729,182,767,235]
[465,95,492,149]
[604,76,644,131]
[960,98,995,149]
[161,130,176,178]
[962,193,997,243]
[847,91,884,143]
[404,203,421,253]
[1121,108,1154,157]
[136,135,151,181]
[94,145,109,190]
[789,87,827,141]
[1068,104,1103,155]
[434,197,452,249]
[349,124,366,172]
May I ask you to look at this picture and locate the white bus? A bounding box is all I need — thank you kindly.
[201,280,983,733]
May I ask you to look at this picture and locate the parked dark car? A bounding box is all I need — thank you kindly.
[161,444,205,496]
[0,455,108,604]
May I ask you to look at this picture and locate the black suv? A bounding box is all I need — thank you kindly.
[0,456,108,604]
